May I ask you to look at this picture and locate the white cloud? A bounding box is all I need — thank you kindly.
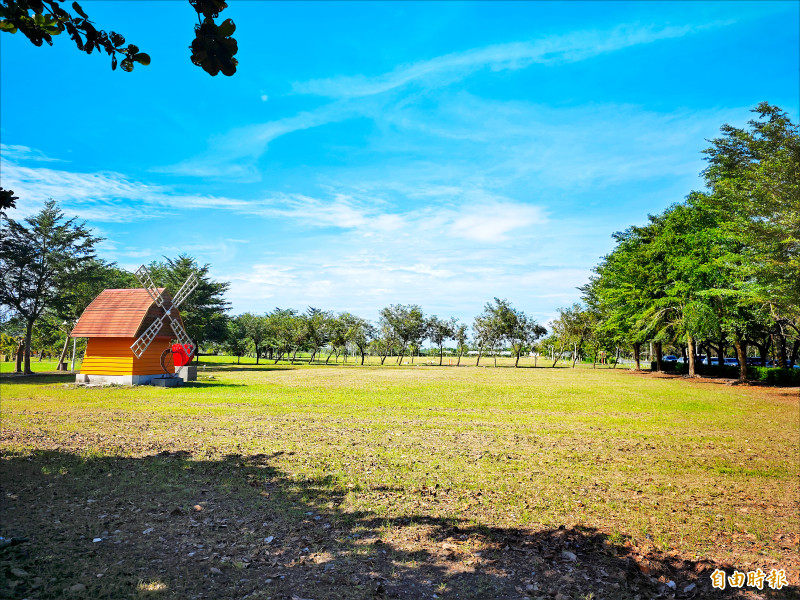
[1,143,66,163]
[450,203,546,242]
[292,22,728,98]
[0,154,250,221]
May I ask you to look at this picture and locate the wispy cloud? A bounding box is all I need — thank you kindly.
[160,21,732,181]
[1,143,66,163]
[293,22,727,98]
[156,103,360,180]
[0,154,250,221]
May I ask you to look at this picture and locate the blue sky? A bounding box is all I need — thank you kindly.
[1,1,798,324]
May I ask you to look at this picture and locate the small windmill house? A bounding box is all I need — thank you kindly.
[71,266,198,385]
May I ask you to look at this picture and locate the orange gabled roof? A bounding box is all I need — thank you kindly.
[71,288,183,339]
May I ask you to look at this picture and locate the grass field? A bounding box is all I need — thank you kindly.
[1,362,797,599]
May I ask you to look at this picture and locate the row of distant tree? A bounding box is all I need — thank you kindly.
[219,299,549,368]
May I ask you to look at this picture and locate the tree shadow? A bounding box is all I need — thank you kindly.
[204,365,300,373]
[0,373,77,385]
[0,450,794,599]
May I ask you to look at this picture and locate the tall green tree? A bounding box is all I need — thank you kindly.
[0,199,99,374]
[699,102,799,369]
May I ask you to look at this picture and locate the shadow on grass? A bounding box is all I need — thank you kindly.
[0,373,76,385]
[201,364,300,373]
[1,450,793,599]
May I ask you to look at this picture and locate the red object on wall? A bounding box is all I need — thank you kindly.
[172,343,194,367]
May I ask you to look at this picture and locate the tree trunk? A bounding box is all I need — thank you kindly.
[274,351,283,365]
[774,333,788,368]
[612,346,620,369]
[654,341,663,372]
[552,342,565,368]
[716,340,725,368]
[571,341,581,368]
[476,341,484,366]
[439,345,443,366]
[514,352,520,367]
[633,342,641,371]
[788,339,799,368]
[14,339,24,373]
[361,350,365,365]
[757,342,769,366]
[23,318,34,375]
[326,349,334,364]
[457,349,463,366]
[309,350,316,364]
[733,339,747,382]
[57,333,70,371]
[687,335,696,377]
[397,345,406,365]
[254,344,260,365]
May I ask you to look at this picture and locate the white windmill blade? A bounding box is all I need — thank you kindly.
[130,313,168,358]
[168,315,194,352]
[171,272,199,309]
[134,265,165,307]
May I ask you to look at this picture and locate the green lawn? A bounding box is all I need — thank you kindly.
[1,362,797,599]
[0,358,81,374]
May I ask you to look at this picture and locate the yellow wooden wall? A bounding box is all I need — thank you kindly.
[80,337,174,376]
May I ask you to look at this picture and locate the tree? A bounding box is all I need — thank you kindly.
[341,313,375,365]
[699,103,799,375]
[224,315,248,364]
[453,322,469,366]
[0,200,99,374]
[549,304,593,368]
[305,307,331,364]
[374,318,398,365]
[0,187,18,216]
[239,312,267,365]
[0,0,239,76]
[147,255,230,357]
[379,304,425,365]
[324,313,348,364]
[506,310,546,368]
[472,302,500,367]
[427,315,456,366]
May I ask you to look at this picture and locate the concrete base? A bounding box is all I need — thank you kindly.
[176,365,197,382]
[151,376,181,387]
[75,373,164,386]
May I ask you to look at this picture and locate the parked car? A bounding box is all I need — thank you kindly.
[663,355,678,362]
[709,358,719,366]
[724,357,739,366]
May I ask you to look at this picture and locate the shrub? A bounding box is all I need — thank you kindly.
[650,362,800,385]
